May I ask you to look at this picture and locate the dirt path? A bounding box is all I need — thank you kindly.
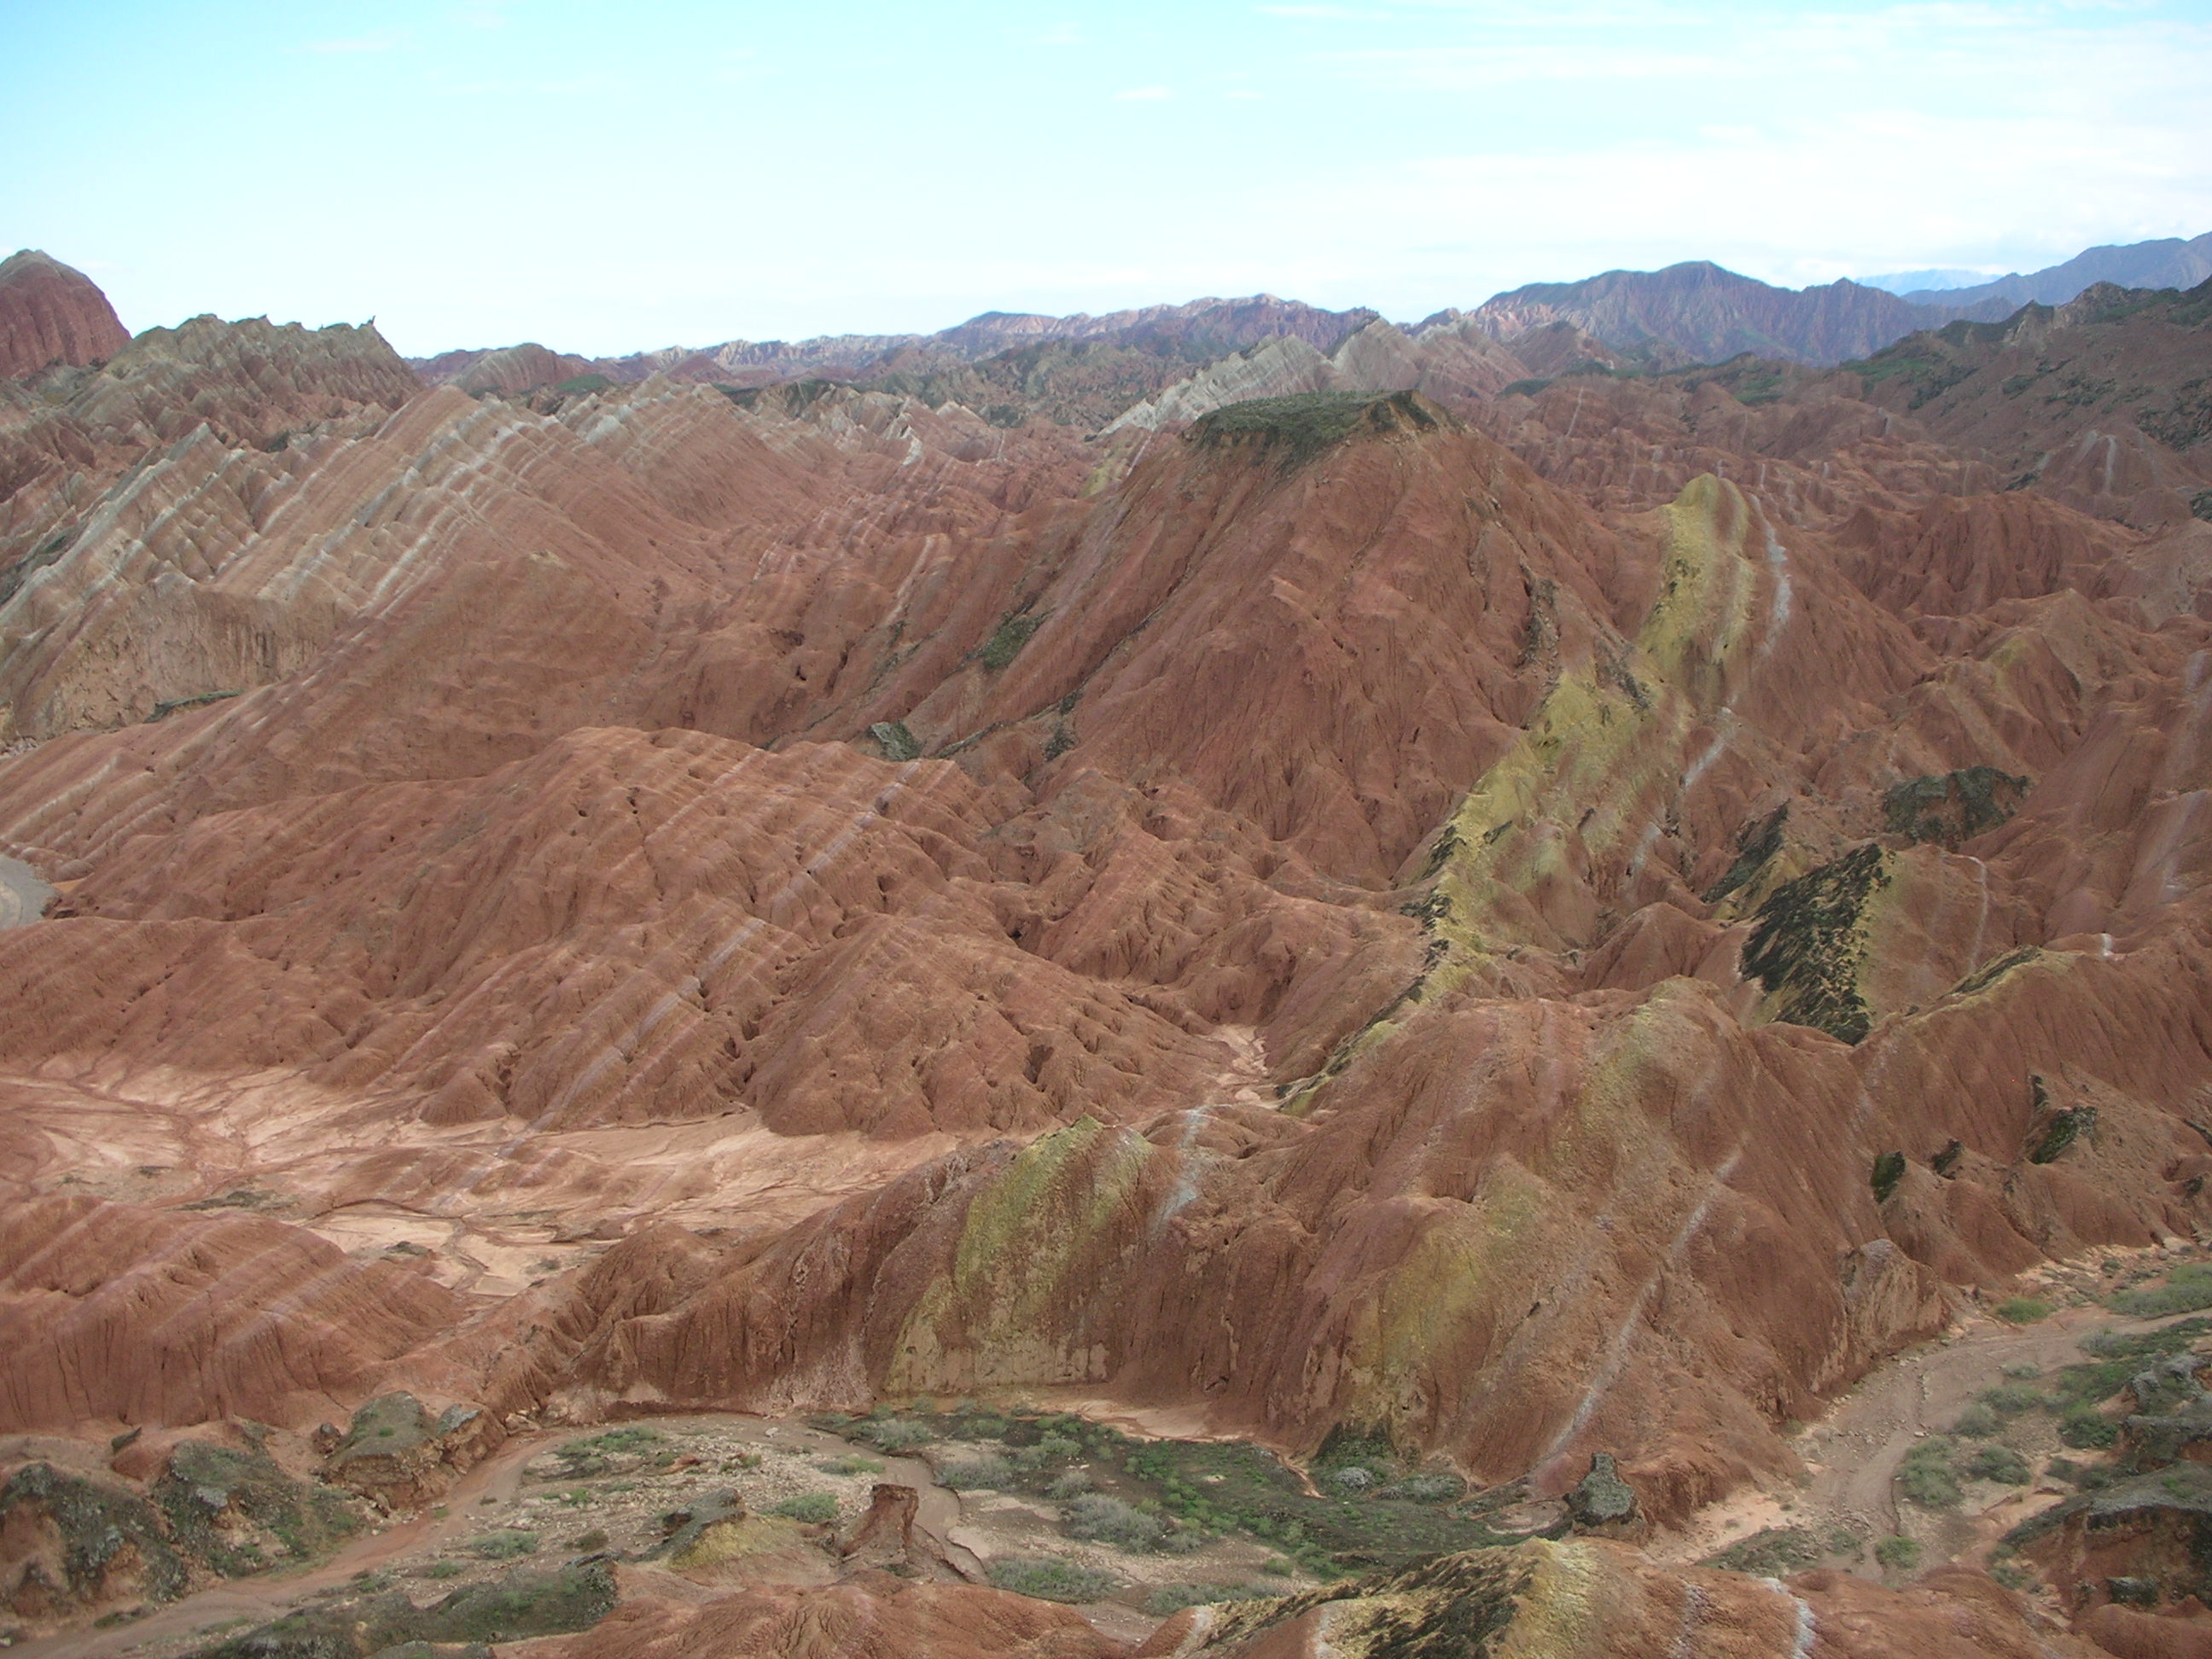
[1655,1295,2192,1571]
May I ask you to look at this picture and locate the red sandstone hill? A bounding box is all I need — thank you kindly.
[1,259,2209,1656]
[0,249,129,378]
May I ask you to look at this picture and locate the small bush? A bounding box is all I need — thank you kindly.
[422,1559,464,1580]
[469,1531,540,1560]
[1981,1382,2046,1417]
[987,1557,1118,1603]
[1897,1441,1961,1509]
[1962,1445,2032,1485]
[2000,1362,2042,1381]
[816,1455,883,1476]
[1874,1535,1922,1571]
[1045,1470,1094,1500]
[1950,1403,2000,1438]
[940,1454,1015,1491]
[1994,1297,2052,1324]
[2060,1405,2119,1449]
[771,1493,840,1525]
[1034,1435,1081,1460]
[1259,1557,1295,1576]
[1330,1466,1376,1492]
[571,1529,608,1552]
[1063,1493,1165,1551]
[853,1418,934,1453]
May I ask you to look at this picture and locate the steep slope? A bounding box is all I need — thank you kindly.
[0,249,129,378]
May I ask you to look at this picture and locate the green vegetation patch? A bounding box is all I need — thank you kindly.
[1190,390,1446,471]
[1143,1581,1278,1615]
[2110,1264,2212,1318]
[1699,1526,1825,1575]
[1703,804,1788,905]
[1883,767,2029,848]
[0,1462,189,1609]
[1874,1534,1921,1570]
[2028,1105,2096,1165]
[821,1405,1520,1577]
[154,1440,360,1578]
[1871,1151,1906,1205]
[978,610,1046,672]
[987,1557,1120,1603]
[1994,1297,2054,1324]
[1740,842,1889,1042]
[866,719,921,761]
[186,1561,617,1657]
[770,1492,840,1524]
[550,373,612,397]
[1897,1438,1963,1508]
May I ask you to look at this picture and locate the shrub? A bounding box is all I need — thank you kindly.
[2001,1362,2042,1380]
[1141,1583,1273,1615]
[1330,1466,1376,1492]
[940,1454,1015,1491]
[2110,1265,2212,1318]
[422,1559,464,1579]
[1063,1493,1165,1551]
[771,1493,840,1525]
[2060,1405,2119,1450]
[1950,1403,2000,1438]
[987,1557,1118,1603]
[1045,1470,1094,1500]
[817,1454,883,1476]
[1035,1435,1081,1460]
[1260,1557,1295,1576]
[853,1418,934,1453]
[1962,1445,2032,1485]
[470,1531,540,1560]
[1377,1472,1464,1503]
[571,1529,608,1552]
[1980,1382,2046,1417]
[1897,1441,1961,1509]
[1994,1297,2052,1324]
[1874,1535,1921,1571]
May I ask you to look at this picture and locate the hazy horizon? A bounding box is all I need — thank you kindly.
[9,0,2212,357]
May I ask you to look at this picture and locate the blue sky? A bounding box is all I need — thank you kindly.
[5,0,2209,355]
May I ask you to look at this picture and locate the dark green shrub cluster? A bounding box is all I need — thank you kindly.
[771,1493,840,1524]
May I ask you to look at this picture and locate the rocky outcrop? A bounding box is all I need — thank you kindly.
[0,250,128,378]
[320,1393,500,1509]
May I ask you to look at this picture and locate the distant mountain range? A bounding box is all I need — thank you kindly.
[402,230,2211,415]
[1898,232,2212,311]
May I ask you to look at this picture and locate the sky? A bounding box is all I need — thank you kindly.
[5,0,2211,357]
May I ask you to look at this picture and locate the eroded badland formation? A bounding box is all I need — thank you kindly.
[2,238,2211,1658]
